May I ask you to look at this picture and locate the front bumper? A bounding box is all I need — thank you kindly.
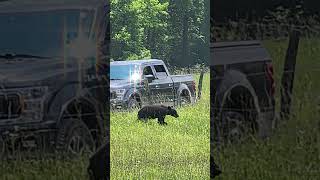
[110,99,128,110]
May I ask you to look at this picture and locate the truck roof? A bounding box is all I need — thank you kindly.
[0,0,108,12]
[111,59,164,65]
[210,40,272,65]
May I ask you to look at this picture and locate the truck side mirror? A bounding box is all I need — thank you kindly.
[144,74,155,83]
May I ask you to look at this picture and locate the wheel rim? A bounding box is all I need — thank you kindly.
[129,99,139,109]
[67,134,91,155]
[179,95,191,106]
[226,117,246,143]
[222,112,250,144]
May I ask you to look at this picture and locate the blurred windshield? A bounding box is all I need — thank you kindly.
[0,9,95,57]
[110,64,141,80]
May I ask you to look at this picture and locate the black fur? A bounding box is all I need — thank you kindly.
[87,143,109,180]
[137,105,179,125]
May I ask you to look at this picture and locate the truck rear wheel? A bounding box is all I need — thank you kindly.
[221,111,252,144]
[178,91,192,107]
[56,118,95,156]
[214,110,256,146]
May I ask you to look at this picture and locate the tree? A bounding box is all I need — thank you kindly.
[111,0,169,61]
[111,0,209,67]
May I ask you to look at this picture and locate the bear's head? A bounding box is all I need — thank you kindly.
[167,106,179,118]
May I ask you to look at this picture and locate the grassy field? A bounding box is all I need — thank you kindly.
[0,156,90,180]
[214,38,320,180]
[110,74,210,179]
[1,39,319,180]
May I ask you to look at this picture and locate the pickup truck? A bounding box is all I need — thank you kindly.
[110,59,197,109]
[210,41,275,144]
[0,0,109,158]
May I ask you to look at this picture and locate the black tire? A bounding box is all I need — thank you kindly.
[56,118,95,157]
[178,92,192,107]
[215,111,254,145]
[128,97,140,110]
[0,136,5,160]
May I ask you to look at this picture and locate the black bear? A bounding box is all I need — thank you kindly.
[137,105,179,125]
[210,155,222,179]
[87,143,109,180]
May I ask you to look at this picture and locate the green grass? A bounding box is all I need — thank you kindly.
[0,157,90,180]
[110,74,210,179]
[214,38,320,180]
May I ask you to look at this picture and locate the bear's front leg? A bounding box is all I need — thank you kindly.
[138,118,148,123]
[157,116,167,125]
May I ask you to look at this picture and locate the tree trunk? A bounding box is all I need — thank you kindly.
[280,30,300,120]
[198,68,205,100]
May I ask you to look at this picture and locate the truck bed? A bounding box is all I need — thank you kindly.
[170,74,194,83]
[211,41,272,65]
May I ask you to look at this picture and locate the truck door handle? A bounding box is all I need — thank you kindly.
[168,84,173,87]
[155,85,160,88]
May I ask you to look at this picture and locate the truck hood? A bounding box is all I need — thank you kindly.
[0,58,82,86]
[110,79,136,90]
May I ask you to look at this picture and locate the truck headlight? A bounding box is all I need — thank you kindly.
[22,86,48,99]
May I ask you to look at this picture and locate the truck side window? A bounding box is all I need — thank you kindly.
[143,66,153,76]
[154,65,167,78]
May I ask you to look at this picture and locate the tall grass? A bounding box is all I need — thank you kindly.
[0,157,90,180]
[110,74,210,179]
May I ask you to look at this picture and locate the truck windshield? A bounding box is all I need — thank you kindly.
[0,9,95,58]
[110,64,141,81]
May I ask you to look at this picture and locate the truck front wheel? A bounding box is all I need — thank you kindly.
[56,118,95,156]
[128,97,140,110]
[0,136,5,159]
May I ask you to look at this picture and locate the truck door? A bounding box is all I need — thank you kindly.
[150,64,175,106]
[141,65,156,105]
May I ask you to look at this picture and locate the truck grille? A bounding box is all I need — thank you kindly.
[0,95,5,115]
[0,94,22,119]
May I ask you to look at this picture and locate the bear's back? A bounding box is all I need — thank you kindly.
[138,105,168,119]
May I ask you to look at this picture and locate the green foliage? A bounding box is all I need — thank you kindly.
[111,0,169,61]
[111,0,209,66]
